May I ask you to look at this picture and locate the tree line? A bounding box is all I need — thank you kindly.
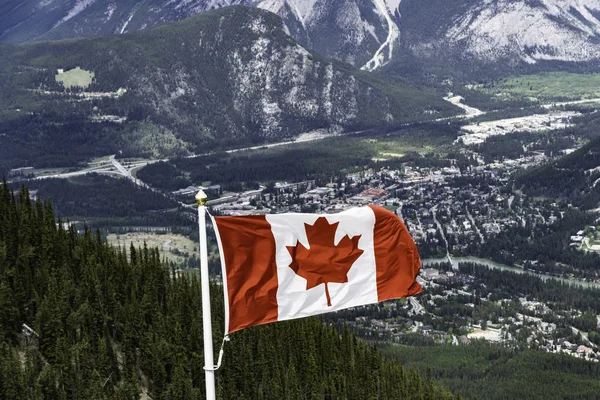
[382,340,600,400]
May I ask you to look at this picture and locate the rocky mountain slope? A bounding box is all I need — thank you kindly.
[5,0,600,72]
[0,0,401,69]
[0,6,454,171]
[401,0,600,68]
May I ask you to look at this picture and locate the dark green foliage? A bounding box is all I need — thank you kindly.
[0,181,455,399]
[458,262,600,314]
[28,175,177,216]
[18,174,192,229]
[515,114,600,208]
[474,134,527,164]
[476,208,600,280]
[139,138,377,191]
[139,122,459,192]
[383,341,600,400]
[0,112,124,174]
[218,320,453,400]
[136,162,193,192]
[453,88,537,112]
[177,139,376,186]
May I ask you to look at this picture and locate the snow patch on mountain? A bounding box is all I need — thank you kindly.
[445,0,600,63]
[249,17,267,34]
[361,0,400,70]
[337,2,368,44]
[255,0,319,29]
[119,12,136,34]
[288,0,319,27]
[384,0,401,15]
[540,0,600,36]
[161,0,241,13]
[362,19,379,42]
[253,0,398,67]
[255,0,286,14]
[104,4,116,21]
[37,0,54,8]
[322,64,334,116]
[55,0,98,27]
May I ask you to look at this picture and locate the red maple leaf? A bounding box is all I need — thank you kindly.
[287,217,364,307]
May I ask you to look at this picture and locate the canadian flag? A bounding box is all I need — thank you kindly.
[212,205,422,334]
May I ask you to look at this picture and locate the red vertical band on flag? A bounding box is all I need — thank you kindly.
[213,215,279,333]
[369,205,423,301]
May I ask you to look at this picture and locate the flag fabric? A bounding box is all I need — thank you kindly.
[212,205,422,334]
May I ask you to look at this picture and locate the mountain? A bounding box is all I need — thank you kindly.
[400,0,600,71]
[253,0,401,69]
[0,6,455,172]
[0,0,401,69]
[5,0,600,74]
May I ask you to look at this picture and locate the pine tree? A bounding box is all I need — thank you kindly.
[0,343,27,399]
[0,281,19,341]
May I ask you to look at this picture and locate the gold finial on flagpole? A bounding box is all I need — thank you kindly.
[195,189,208,206]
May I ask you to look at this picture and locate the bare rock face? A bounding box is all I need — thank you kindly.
[5,0,599,76]
[402,0,600,66]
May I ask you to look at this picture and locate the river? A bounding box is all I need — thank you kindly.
[422,256,600,290]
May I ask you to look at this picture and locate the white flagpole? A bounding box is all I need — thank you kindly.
[196,190,216,400]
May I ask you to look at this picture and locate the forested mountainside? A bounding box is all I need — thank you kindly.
[5,0,600,75]
[0,0,399,69]
[515,116,600,209]
[0,182,457,399]
[0,6,455,173]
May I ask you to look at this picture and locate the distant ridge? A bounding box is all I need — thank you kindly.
[5,0,600,74]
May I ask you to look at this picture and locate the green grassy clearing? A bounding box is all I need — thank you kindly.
[468,72,600,102]
[368,137,446,159]
[107,232,197,265]
[55,67,95,89]
[366,123,456,161]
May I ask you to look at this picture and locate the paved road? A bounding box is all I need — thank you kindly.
[466,208,485,243]
[430,205,453,265]
[109,155,129,177]
[409,297,424,315]
[570,326,593,347]
[541,97,600,109]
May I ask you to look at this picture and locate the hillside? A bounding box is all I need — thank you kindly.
[0,0,400,69]
[0,6,456,173]
[515,115,600,208]
[398,0,600,77]
[384,341,600,400]
[6,1,600,77]
[0,182,457,399]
